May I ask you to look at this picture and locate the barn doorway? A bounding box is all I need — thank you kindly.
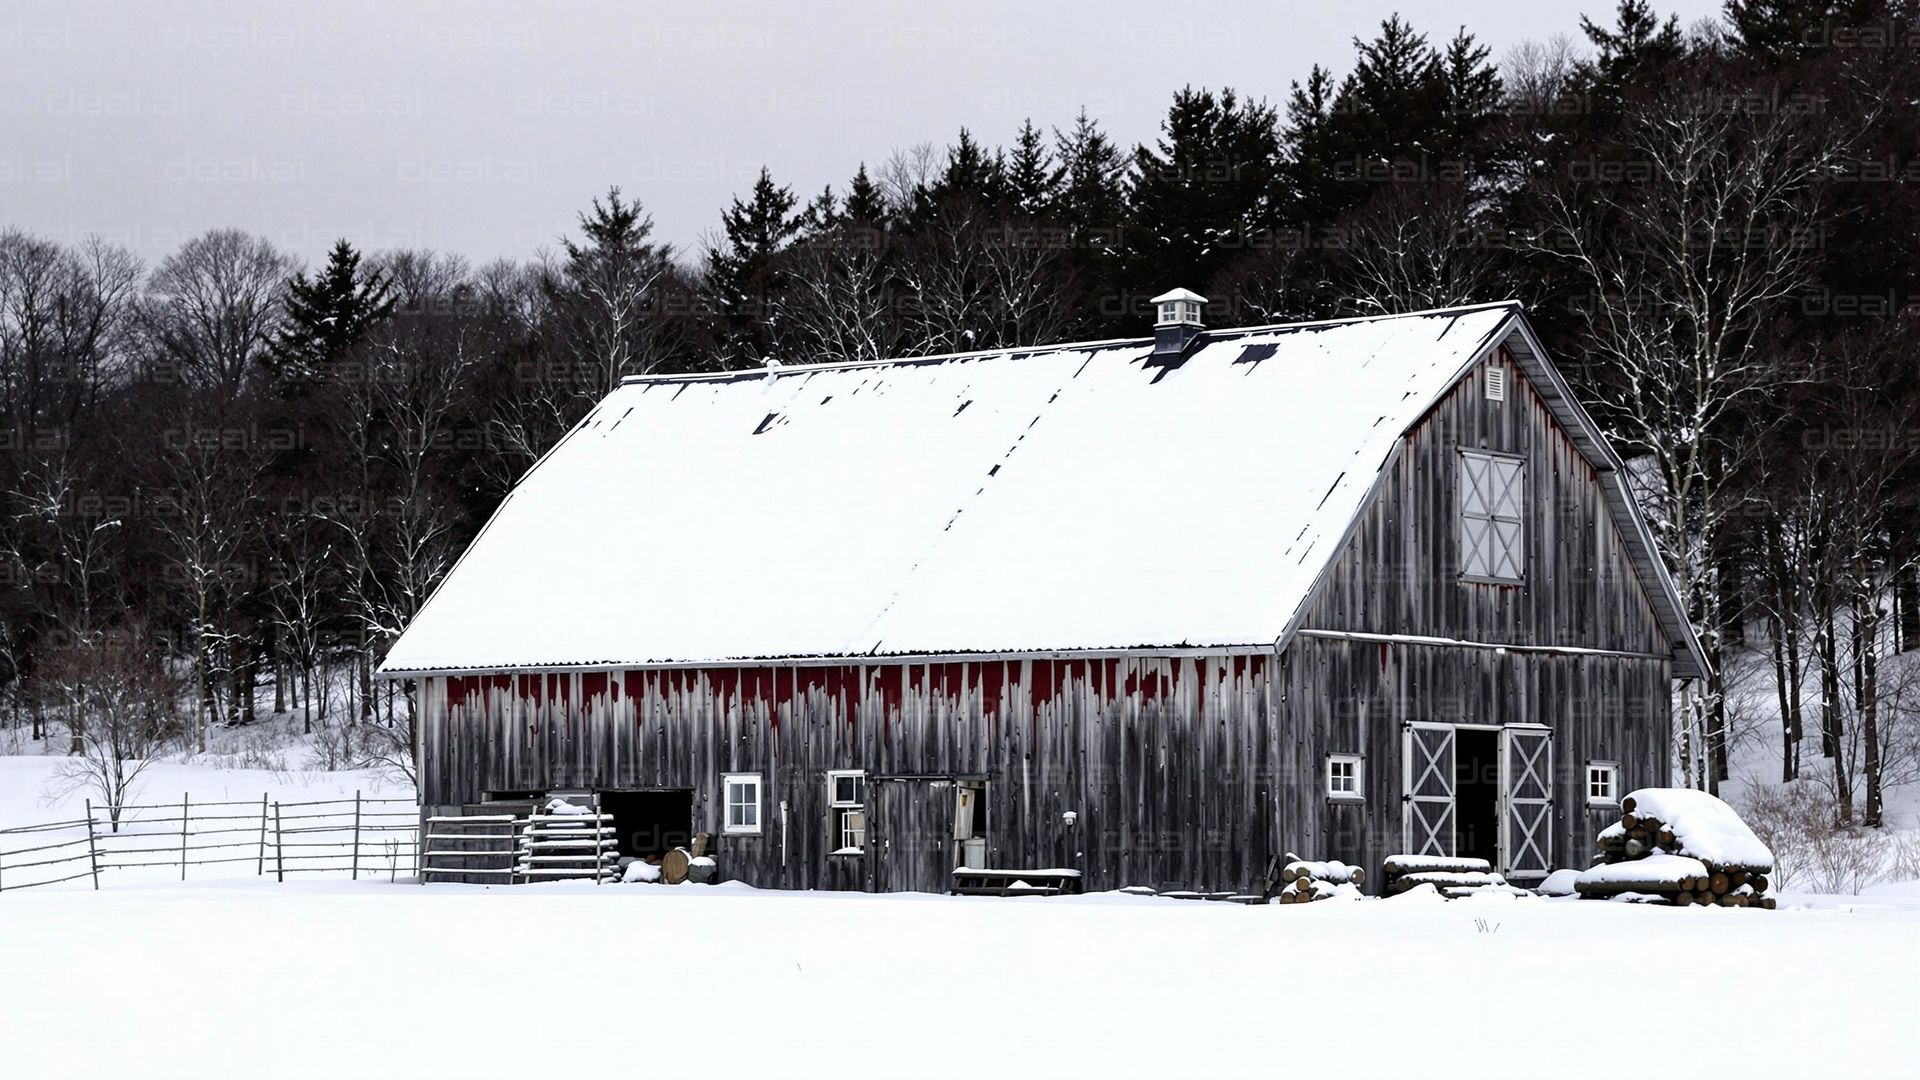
[597,789,694,859]
[1454,729,1500,865]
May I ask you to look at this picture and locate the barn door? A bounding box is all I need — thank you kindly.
[1499,725,1553,880]
[867,777,956,893]
[1402,723,1456,857]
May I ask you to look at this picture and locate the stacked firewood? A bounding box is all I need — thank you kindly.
[1577,793,1776,909]
[1275,854,1364,904]
[1381,854,1512,897]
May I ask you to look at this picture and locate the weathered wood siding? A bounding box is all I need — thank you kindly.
[1285,347,1674,874]
[419,655,1280,893]
[1273,638,1670,879]
[415,336,1684,892]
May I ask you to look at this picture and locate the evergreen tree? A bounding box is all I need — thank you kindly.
[1438,28,1504,155]
[1723,0,1885,64]
[554,187,675,391]
[1334,14,1449,155]
[266,239,395,388]
[929,128,1008,206]
[1054,111,1128,240]
[842,163,889,225]
[1126,87,1283,295]
[1281,65,1342,227]
[1574,0,1687,105]
[1007,119,1063,217]
[706,167,804,361]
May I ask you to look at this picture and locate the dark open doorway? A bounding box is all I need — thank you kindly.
[1454,729,1499,865]
[597,789,694,859]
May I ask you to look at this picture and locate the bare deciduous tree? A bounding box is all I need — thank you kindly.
[896,204,1078,354]
[145,229,297,397]
[1334,181,1507,313]
[0,230,142,426]
[39,627,183,829]
[1529,82,1848,790]
[774,229,905,367]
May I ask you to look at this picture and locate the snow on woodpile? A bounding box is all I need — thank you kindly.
[1576,853,1708,896]
[1278,879,1362,904]
[1622,788,1774,870]
[1584,790,1775,908]
[381,305,1517,672]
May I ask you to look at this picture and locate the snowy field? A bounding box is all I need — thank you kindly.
[4,729,1918,1078]
[2,877,1916,1079]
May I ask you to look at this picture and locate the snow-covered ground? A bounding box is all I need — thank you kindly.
[1,877,1915,1079]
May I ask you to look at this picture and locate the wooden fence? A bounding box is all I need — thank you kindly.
[0,793,418,893]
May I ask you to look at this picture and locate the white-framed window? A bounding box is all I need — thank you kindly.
[723,773,762,835]
[1587,762,1620,806]
[1326,754,1363,800]
[827,769,866,853]
[1460,451,1525,582]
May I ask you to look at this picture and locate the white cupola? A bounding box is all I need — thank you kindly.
[1150,287,1207,361]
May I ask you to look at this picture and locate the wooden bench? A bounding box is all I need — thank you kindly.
[950,867,1082,897]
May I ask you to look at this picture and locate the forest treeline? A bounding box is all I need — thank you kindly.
[2,2,1916,816]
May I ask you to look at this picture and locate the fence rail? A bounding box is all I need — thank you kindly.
[0,792,417,894]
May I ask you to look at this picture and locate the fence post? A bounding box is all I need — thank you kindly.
[179,793,190,881]
[256,794,269,876]
[83,798,100,890]
[273,802,285,883]
[351,792,362,881]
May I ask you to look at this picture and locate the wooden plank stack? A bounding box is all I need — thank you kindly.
[1275,854,1364,904]
[1579,794,1776,909]
[1381,854,1511,897]
[515,812,619,882]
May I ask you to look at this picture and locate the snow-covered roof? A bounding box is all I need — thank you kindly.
[380,301,1697,675]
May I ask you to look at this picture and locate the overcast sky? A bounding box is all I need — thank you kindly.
[3,0,1725,269]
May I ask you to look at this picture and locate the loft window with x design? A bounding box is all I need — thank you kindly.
[1458,451,1525,583]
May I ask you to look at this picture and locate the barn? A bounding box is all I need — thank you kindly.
[380,295,1706,894]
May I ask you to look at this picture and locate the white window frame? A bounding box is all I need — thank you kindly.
[1326,754,1364,801]
[1459,450,1526,583]
[827,769,866,854]
[722,772,763,835]
[1587,762,1620,807]
[1485,364,1507,402]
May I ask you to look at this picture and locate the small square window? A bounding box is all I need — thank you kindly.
[1326,754,1363,800]
[1485,364,1507,402]
[723,773,762,835]
[828,770,866,853]
[1587,763,1619,806]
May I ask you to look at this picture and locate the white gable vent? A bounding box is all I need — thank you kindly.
[1485,364,1506,402]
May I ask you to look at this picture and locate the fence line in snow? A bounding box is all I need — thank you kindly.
[0,793,418,893]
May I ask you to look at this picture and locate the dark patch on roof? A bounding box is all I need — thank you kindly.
[1314,471,1346,511]
[1233,342,1279,366]
[752,412,780,435]
[988,464,1000,476]
[820,395,833,404]
[954,399,972,416]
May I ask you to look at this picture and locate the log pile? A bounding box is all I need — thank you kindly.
[1578,794,1776,909]
[1275,853,1365,904]
[1381,854,1511,897]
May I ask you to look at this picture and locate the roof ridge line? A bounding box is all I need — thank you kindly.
[618,301,1525,387]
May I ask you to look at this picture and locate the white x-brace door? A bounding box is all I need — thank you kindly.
[1402,722,1456,857]
[1500,724,1553,880]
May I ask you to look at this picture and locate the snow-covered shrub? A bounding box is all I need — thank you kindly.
[306,720,356,772]
[1739,782,1902,894]
[222,725,293,774]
